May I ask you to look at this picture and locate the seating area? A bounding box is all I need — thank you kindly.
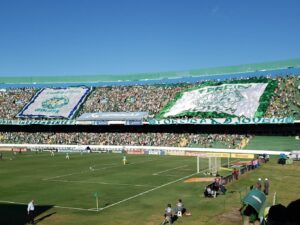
[0,132,250,147]
[0,76,299,120]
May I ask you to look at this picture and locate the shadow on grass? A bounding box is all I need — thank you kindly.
[0,203,54,225]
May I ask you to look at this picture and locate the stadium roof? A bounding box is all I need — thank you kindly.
[0,58,300,88]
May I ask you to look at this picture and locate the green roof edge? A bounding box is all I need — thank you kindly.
[1,58,300,84]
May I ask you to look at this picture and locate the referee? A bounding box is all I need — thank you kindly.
[27,200,35,224]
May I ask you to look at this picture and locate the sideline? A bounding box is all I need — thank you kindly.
[0,200,98,212]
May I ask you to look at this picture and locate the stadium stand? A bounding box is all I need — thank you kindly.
[0,132,250,148]
[0,76,299,120]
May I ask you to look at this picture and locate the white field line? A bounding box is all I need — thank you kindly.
[153,174,182,177]
[180,168,195,171]
[43,158,160,181]
[48,179,157,188]
[97,159,241,212]
[152,165,188,175]
[97,170,200,211]
[0,200,98,212]
[2,159,240,213]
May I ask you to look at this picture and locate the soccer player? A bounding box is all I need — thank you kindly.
[66,153,70,160]
[123,155,127,165]
[162,203,173,225]
[175,199,184,216]
[50,150,55,156]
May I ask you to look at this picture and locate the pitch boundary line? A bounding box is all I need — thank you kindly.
[0,200,98,212]
[47,179,157,188]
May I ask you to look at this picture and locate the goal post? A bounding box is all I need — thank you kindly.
[196,155,221,174]
[197,155,221,175]
[209,157,221,175]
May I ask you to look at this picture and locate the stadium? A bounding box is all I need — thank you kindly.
[0,59,300,225]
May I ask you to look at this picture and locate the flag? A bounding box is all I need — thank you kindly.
[158,79,277,118]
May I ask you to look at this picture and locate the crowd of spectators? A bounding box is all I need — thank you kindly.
[0,132,250,148]
[265,75,300,118]
[0,76,299,119]
[80,84,192,116]
[0,88,37,120]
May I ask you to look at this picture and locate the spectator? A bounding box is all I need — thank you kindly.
[263,178,269,195]
[266,204,287,225]
[286,199,300,225]
[232,168,239,180]
[256,178,262,191]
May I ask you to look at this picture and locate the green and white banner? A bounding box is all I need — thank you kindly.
[0,119,76,125]
[17,87,91,119]
[158,78,277,118]
[149,117,294,125]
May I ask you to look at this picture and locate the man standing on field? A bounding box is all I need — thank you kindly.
[27,200,35,224]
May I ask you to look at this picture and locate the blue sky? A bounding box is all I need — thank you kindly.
[0,0,300,76]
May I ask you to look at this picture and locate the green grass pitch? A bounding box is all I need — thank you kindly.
[0,151,299,225]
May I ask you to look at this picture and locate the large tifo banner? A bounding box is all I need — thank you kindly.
[158,79,277,118]
[17,87,91,119]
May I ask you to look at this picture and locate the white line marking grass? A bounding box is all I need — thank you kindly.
[97,170,204,212]
[1,159,239,213]
[48,179,157,188]
[97,159,240,212]
[43,158,160,181]
[152,165,188,175]
[0,200,98,212]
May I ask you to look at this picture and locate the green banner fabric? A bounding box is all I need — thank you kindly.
[157,78,278,118]
[0,119,76,125]
[148,117,294,125]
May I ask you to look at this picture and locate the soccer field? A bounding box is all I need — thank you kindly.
[1,151,300,225]
[0,152,214,224]
[0,152,203,209]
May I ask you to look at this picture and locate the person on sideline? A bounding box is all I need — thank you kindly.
[256,178,262,191]
[27,200,35,224]
[263,178,269,195]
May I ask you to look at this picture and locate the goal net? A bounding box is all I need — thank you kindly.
[197,156,221,175]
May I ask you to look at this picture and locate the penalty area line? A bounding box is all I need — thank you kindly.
[97,167,211,212]
[152,165,188,175]
[97,160,242,212]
